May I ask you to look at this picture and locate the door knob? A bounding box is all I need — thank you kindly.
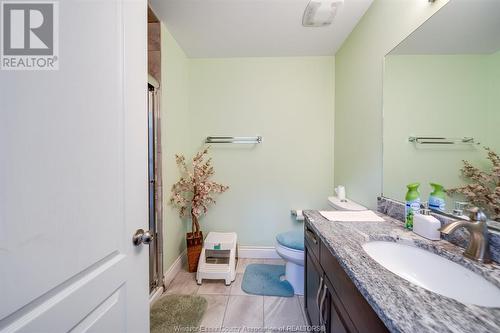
[133,229,154,246]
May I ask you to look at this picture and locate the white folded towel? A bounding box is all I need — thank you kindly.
[319,210,385,222]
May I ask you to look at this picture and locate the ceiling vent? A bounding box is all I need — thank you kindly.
[302,0,344,27]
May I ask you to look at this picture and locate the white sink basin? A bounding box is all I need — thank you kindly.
[362,241,500,308]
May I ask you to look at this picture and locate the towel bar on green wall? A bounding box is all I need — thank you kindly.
[205,136,262,144]
[408,136,479,145]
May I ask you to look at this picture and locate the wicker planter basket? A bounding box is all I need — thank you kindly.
[186,231,203,272]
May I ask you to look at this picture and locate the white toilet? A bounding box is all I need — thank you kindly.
[327,196,367,211]
[275,196,367,295]
[275,230,305,295]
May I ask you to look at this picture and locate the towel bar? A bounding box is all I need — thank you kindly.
[205,136,262,144]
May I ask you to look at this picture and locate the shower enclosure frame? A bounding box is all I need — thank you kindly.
[148,75,163,295]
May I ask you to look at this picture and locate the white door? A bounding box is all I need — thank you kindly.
[0,1,149,332]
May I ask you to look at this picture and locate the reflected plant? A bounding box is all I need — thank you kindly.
[169,146,229,234]
[446,147,500,221]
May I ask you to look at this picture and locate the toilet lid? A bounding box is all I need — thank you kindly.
[276,230,304,251]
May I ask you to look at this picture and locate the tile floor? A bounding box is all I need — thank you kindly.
[163,258,308,331]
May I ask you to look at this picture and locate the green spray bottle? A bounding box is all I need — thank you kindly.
[429,183,446,212]
[405,183,421,230]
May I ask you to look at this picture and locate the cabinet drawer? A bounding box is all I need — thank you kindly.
[304,220,320,260]
[320,243,388,333]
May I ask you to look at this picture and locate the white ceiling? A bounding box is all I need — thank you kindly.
[391,0,500,55]
[149,0,373,58]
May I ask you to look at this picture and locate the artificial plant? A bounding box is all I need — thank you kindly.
[446,147,500,221]
[170,146,229,234]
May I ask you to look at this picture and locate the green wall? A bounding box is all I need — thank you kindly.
[334,0,449,209]
[188,57,335,246]
[160,30,335,268]
[161,24,192,270]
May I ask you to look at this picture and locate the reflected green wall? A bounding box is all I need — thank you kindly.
[334,0,449,209]
[486,52,500,154]
[383,54,499,203]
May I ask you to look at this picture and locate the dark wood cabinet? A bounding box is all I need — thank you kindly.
[304,218,389,333]
[323,275,356,333]
[305,246,322,326]
[327,294,349,333]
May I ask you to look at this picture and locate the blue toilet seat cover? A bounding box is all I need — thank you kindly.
[276,230,304,251]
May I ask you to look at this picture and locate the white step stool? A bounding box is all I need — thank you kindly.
[196,232,237,286]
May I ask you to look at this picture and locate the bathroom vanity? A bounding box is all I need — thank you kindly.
[304,219,387,333]
[303,210,500,333]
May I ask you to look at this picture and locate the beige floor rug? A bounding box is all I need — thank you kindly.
[150,294,208,333]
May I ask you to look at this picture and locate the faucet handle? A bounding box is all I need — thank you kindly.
[468,207,488,222]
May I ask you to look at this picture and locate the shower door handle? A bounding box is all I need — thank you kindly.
[132,229,154,246]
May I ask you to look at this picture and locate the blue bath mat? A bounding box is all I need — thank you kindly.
[241,264,294,297]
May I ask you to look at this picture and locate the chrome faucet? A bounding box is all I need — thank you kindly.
[438,207,491,263]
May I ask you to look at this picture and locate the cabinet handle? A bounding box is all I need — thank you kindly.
[316,276,323,310]
[319,284,328,326]
[305,228,318,244]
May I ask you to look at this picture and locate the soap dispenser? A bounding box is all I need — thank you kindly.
[413,208,441,241]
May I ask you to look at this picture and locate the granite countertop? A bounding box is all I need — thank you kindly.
[303,210,500,333]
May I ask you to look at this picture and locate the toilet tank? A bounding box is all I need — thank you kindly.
[327,196,367,211]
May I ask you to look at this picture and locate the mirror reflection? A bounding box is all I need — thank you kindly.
[382,0,500,228]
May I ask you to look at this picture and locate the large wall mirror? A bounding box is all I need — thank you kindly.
[382,0,500,230]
